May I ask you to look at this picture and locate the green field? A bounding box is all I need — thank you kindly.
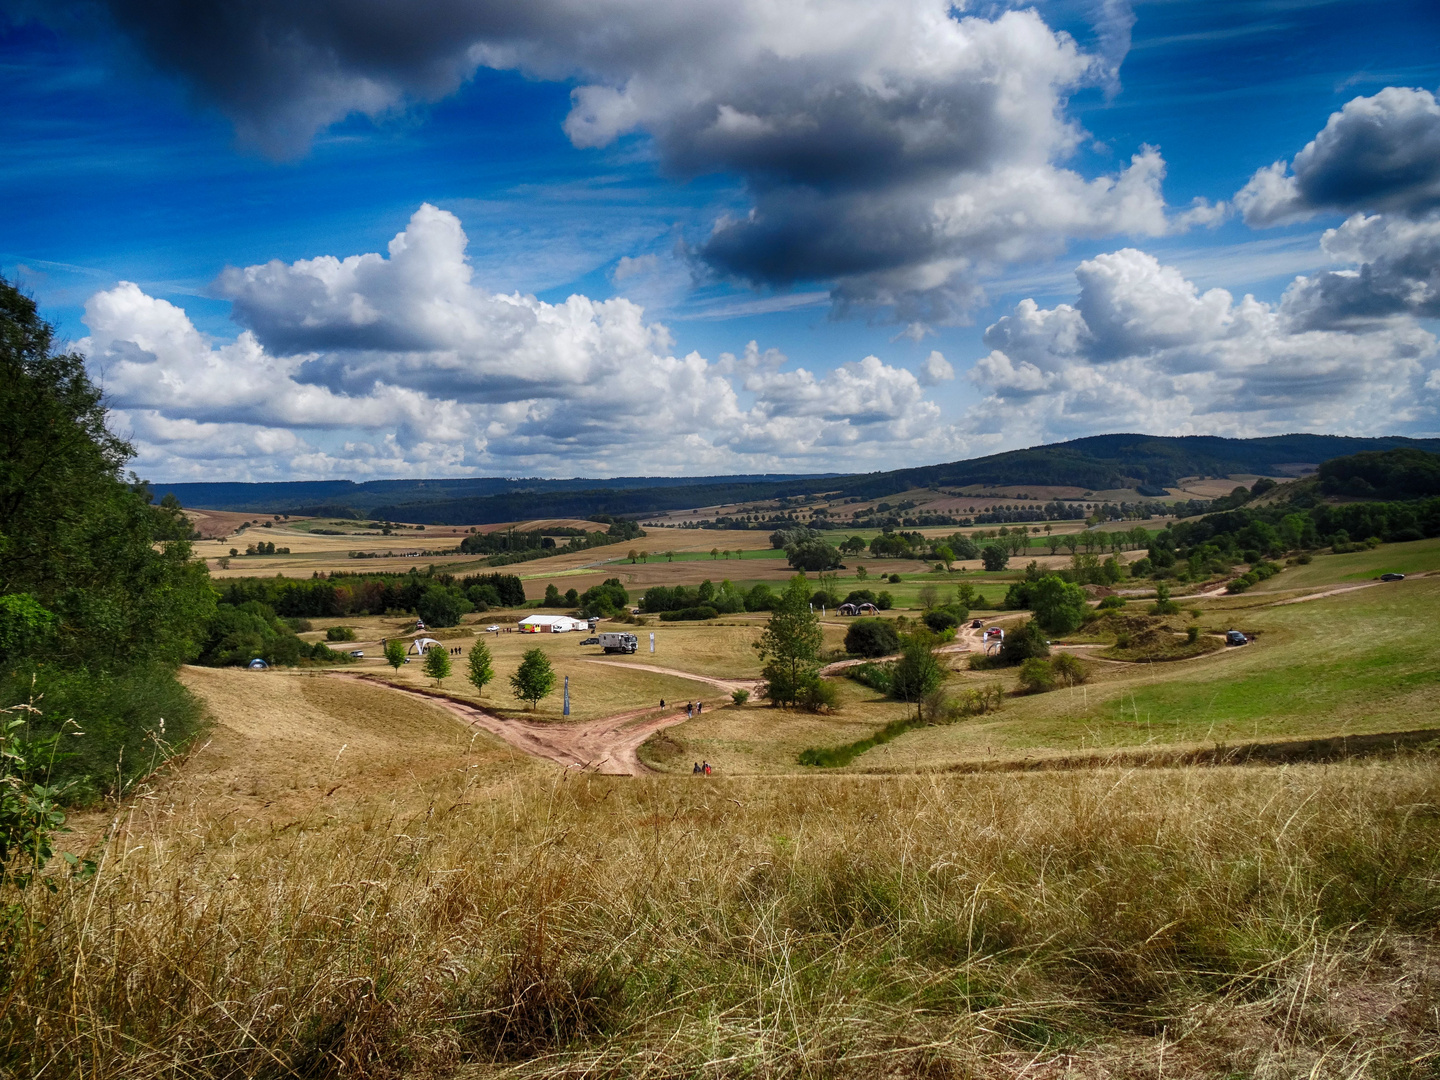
[1249,535,1440,591]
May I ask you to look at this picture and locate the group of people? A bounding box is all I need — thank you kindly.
[692,761,713,775]
[660,698,705,718]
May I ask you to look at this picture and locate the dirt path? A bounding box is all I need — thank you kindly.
[330,673,732,776]
[1266,579,1390,605]
[578,658,761,694]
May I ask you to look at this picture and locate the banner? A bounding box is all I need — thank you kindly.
[563,674,570,717]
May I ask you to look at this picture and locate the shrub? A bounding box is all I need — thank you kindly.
[875,591,894,610]
[998,620,1049,664]
[844,618,899,658]
[922,609,959,633]
[1017,657,1055,694]
[1187,625,1200,644]
[325,626,356,642]
[658,606,719,622]
[888,574,901,584]
[284,617,314,633]
[730,688,749,706]
[1097,594,1126,610]
[1050,652,1088,687]
[795,675,839,713]
[844,661,894,694]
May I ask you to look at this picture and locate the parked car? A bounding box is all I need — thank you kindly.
[1225,630,1248,647]
[349,650,364,658]
[486,624,500,632]
[580,636,600,645]
[1380,572,1406,581]
[970,619,983,629]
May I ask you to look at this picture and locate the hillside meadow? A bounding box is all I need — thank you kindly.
[7,663,1437,1079]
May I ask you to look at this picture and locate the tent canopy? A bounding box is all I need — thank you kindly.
[247,658,268,669]
[408,636,443,654]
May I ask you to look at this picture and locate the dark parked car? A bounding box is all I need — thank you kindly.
[580,636,600,645]
[970,619,983,629]
[1380,573,1406,581]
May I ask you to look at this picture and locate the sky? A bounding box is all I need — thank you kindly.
[3,0,1440,482]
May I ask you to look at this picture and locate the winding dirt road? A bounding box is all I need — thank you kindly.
[331,671,744,775]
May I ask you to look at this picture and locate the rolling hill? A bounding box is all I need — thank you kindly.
[151,433,1440,525]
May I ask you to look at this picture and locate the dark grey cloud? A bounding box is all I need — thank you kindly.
[1238,87,1440,226]
[57,0,1216,320]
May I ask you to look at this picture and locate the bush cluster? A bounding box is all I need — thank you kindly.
[1226,560,1282,594]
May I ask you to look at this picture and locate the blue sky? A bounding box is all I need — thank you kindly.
[3,0,1439,480]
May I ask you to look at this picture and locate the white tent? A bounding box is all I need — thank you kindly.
[247,658,269,670]
[408,636,443,654]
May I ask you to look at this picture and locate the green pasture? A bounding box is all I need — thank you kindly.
[867,576,1440,767]
[1248,536,1440,592]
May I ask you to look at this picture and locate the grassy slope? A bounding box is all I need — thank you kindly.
[1249,535,1440,591]
[19,672,1439,1079]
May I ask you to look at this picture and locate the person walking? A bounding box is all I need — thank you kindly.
[702,761,711,776]
[692,762,701,774]
[660,698,665,710]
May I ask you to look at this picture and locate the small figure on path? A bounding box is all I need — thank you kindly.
[702,761,712,776]
[692,762,701,774]
[660,698,665,710]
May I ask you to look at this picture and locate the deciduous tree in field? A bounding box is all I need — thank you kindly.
[755,575,825,708]
[466,641,494,696]
[982,544,1009,571]
[511,647,556,709]
[891,630,945,720]
[423,645,451,686]
[384,639,406,672]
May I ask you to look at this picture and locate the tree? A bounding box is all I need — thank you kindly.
[844,618,899,658]
[935,545,955,571]
[665,551,675,562]
[711,547,720,560]
[510,648,557,709]
[384,639,406,672]
[466,641,494,696]
[1030,574,1089,635]
[981,545,1010,571]
[891,631,945,719]
[755,575,824,707]
[855,565,868,581]
[416,585,467,627]
[786,538,842,571]
[544,583,563,606]
[627,549,639,564]
[423,645,452,686]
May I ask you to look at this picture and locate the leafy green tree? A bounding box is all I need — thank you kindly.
[981,544,1009,571]
[1031,574,1089,635]
[844,618,898,658]
[466,641,495,695]
[755,575,824,707]
[0,274,215,796]
[511,647,557,709]
[935,545,955,571]
[998,621,1050,664]
[416,586,468,627]
[891,631,945,719]
[423,645,452,686]
[384,639,406,671]
[544,583,563,606]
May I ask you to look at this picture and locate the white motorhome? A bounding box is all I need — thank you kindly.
[598,631,638,654]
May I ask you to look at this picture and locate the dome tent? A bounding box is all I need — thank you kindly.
[247,658,269,670]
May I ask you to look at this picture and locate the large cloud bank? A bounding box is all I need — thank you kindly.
[84,0,1219,320]
[82,205,954,480]
[967,87,1440,446]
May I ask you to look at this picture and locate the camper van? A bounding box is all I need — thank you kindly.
[598,631,639,654]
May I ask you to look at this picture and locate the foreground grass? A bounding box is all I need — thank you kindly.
[5,749,1438,1078]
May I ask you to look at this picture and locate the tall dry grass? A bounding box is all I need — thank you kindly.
[2,761,1438,1078]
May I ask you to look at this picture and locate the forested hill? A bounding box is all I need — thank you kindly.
[154,433,1440,525]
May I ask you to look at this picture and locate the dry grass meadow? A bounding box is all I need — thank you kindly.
[4,532,1439,1078]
